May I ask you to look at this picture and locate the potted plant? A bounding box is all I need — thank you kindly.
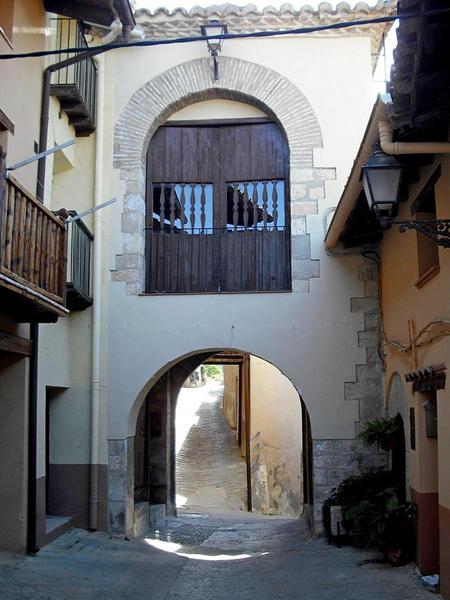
[344,500,378,548]
[322,470,396,542]
[370,489,416,566]
[359,417,401,451]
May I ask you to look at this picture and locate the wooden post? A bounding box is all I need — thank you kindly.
[0,146,6,267]
[241,353,252,512]
[408,319,418,369]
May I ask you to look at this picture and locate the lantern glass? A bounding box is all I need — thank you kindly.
[362,146,403,225]
[201,21,227,53]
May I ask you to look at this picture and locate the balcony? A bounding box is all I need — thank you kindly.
[65,212,93,310]
[0,175,67,322]
[50,18,97,137]
[145,181,291,294]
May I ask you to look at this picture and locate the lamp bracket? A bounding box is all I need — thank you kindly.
[394,219,450,248]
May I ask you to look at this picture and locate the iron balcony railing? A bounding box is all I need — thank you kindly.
[51,18,97,135]
[66,213,94,310]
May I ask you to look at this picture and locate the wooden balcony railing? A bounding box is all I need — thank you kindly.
[145,180,290,293]
[0,175,67,312]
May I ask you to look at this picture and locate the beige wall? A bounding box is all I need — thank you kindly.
[223,364,239,431]
[0,354,29,552]
[106,33,375,441]
[0,0,102,492]
[0,0,47,193]
[168,99,267,122]
[250,356,303,517]
[381,153,450,507]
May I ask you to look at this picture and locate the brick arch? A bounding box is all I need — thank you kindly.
[112,56,334,295]
[113,56,322,170]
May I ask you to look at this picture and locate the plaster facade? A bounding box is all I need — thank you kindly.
[0,0,396,552]
[105,9,388,534]
[0,1,105,549]
[380,154,450,591]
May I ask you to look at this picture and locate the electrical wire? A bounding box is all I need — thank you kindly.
[1,7,450,61]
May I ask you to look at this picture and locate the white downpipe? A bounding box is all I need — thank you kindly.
[325,99,450,249]
[89,54,105,530]
[378,103,450,155]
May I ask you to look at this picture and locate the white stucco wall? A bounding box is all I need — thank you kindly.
[104,32,375,442]
[36,99,99,476]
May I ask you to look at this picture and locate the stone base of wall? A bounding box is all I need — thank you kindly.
[108,438,134,538]
[313,439,388,533]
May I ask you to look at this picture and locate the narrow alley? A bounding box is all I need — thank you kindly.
[176,381,247,513]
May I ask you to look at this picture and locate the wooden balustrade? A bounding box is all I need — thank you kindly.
[1,175,66,306]
[145,180,290,294]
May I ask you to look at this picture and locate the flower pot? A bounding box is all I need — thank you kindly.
[380,435,397,451]
[382,544,409,566]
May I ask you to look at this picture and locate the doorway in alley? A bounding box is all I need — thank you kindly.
[133,350,313,527]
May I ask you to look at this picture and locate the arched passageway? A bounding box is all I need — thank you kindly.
[131,350,312,535]
[175,376,247,513]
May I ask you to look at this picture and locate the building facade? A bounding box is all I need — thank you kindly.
[327,1,450,593]
[105,2,394,536]
[5,0,433,579]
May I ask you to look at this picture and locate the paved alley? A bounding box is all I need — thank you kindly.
[176,381,247,512]
[0,512,435,600]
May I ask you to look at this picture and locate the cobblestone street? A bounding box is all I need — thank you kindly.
[176,382,247,512]
[0,512,435,600]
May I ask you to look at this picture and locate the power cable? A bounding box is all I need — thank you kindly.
[1,7,450,61]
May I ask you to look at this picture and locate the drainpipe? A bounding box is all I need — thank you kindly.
[324,99,450,249]
[89,54,105,530]
[27,322,39,554]
[29,18,132,552]
[378,103,450,155]
[29,46,107,556]
[114,0,136,42]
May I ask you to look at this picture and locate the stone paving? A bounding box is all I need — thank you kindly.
[0,511,438,600]
[175,381,247,513]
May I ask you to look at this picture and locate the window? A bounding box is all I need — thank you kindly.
[413,166,441,287]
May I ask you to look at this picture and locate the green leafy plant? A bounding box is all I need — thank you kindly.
[202,364,224,381]
[342,488,416,564]
[369,490,416,565]
[322,469,395,542]
[359,417,401,450]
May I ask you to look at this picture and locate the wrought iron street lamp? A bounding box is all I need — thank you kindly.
[362,143,403,229]
[362,144,450,248]
[201,20,228,81]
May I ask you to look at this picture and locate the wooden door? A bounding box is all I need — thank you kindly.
[145,120,290,293]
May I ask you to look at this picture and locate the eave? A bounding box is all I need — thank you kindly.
[325,97,384,249]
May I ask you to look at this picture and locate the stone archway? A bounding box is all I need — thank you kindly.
[110,348,313,538]
[112,56,335,295]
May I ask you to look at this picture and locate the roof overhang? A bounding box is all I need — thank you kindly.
[325,96,385,249]
[43,0,135,29]
[136,2,396,69]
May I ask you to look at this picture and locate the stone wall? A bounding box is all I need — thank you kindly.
[313,255,388,531]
